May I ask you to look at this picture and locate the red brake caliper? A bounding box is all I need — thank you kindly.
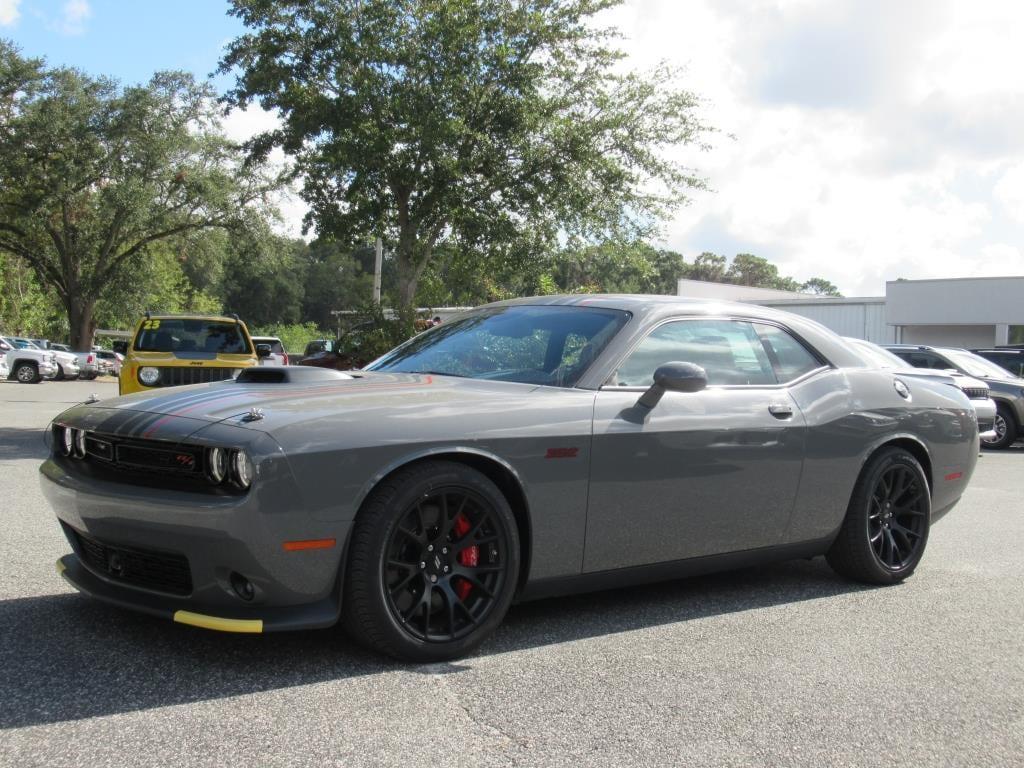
[452,514,478,601]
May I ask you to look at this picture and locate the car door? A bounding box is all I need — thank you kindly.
[584,317,820,572]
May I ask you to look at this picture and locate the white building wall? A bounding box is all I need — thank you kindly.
[748,300,894,343]
[898,325,996,348]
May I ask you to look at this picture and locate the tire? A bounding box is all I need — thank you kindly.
[981,403,1017,450]
[82,372,98,381]
[14,362,40,384]
[826,447,931,584]
[55,365,66,381]
[343,460,520,662]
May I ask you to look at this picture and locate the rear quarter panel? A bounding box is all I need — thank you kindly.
[787,368,978,543]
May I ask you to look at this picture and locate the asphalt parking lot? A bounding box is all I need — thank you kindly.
[1,379,1022,767]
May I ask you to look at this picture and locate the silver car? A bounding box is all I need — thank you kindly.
[41,296,980,661]
[843,337,997,440]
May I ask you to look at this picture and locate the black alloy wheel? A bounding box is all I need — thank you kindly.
[981,404,1017,450]
[827,447,931,584]
[383,486,508,643]
[343,460,520,662]
[866,463,928,571]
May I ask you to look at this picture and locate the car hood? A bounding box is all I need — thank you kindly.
[78,372,542,432]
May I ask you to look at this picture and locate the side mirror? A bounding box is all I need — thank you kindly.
[255,343,272,359]
[112,340,127,355]
[637,361,708,409]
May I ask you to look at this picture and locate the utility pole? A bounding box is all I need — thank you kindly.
[373,237,383,304]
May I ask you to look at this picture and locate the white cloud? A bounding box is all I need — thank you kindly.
[57,0,91,36]
[606,0,1024,295]
[993,162,1024,223]
[222,106,309,240]
[0,0,20,26]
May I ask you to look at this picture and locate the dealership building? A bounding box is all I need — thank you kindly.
[677,276,1024,349]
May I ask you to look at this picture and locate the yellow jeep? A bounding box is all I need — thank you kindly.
[116,314,259,395]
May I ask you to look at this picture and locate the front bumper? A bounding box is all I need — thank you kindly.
[41,446,351,633]
[56,554,339,632]
[40,363,57,379]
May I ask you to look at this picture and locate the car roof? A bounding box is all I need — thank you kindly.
[251,336,282,342]
[478,293,867,371]
[143,314,244,324]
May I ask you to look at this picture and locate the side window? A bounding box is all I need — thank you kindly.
[754,324,822,382]
[613,319,776,387]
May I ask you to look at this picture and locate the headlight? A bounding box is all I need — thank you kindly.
[206,447,227,483]
[73,429,86,458]
[60,426,73,456]
[231,450,253,489]
[138,366,160,386]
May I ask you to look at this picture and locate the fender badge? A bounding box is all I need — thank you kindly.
[242,407,265,422]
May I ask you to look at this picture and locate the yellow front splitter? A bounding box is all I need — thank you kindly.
[173,610,263,634]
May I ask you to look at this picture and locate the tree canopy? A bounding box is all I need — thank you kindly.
[219,0,713,309]
[0,40,278,348]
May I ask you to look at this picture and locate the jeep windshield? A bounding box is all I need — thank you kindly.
[365,305,630,388]
[134,319,251,354]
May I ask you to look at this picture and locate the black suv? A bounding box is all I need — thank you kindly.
[971,348,1024,378]
[884,344,1024,450]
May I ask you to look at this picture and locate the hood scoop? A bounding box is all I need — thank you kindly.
[235,367,355,384]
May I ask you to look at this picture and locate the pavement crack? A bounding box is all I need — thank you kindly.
[429,668,529,764]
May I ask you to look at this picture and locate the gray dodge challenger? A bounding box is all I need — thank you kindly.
[41,295,980,661]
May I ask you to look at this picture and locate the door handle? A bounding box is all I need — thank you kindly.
[768,403,793,419]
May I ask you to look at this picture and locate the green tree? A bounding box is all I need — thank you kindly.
[0,41,278,349]
[801,277,842,296]
[686,252,727,282]
[301,239,376,328]
[726,253,781,287]
[220,0,712,310]
[221,226,307,327]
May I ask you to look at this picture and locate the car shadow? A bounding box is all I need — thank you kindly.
[0,556,870,729]
[0,427,50,461]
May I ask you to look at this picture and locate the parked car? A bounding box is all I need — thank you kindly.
[92,349,124,376]
[844,338,996,438]
[971,348,1024,378]
[298,323,377,370]
[250,336,288,366]
[1,335,57,383]
[49,344,100,380]
[885,344,1024,449]
[16,337,80,380]
[44,296,980,661]
[114,313,260,395]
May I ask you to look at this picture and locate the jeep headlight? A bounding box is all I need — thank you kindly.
[138,366,160,386]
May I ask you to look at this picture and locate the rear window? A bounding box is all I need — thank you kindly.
[134,319,252,354]
[253,338,285,354]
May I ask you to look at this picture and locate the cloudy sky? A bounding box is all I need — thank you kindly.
[3,0,1023,295]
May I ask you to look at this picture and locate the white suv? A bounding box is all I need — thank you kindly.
[251,336,289,366]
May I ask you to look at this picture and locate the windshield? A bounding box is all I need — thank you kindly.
[13,338,40,349]
[366,305,631,387]
[134,319,252,354]
[846,339,907,369]
[943,349,1019,379]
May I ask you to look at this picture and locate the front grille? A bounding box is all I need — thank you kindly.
[71,527,193,596]
[962,387,989,400]
[55,426,242,494]
[155,366,236,387]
